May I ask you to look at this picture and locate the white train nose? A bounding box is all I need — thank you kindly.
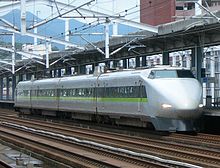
[151,78,202,119]
[172,80,202,110]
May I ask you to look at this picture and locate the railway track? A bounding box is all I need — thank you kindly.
[167,132,220,149]
[0,115,220,167]
[0,160,13,168]
[0,117,174,168]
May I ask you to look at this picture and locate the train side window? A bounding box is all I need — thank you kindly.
[72,89,75,96]
[63,89,66,97]
[177,70,195,78]
[78,88,84,96]
[119,87,125,98]
[75,89,79,97]
[85,88,92,97]
[31,90,35,96]
[68,89,72,96]
[17,90,23,96]
[23,90,30,96]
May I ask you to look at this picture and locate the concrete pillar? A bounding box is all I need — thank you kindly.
[162,51,169,65]
[123,59,127,69]
[12,75,16,100]
[54,70,58,77]
[92,62,99,73]
[179,55,183,67]
[159,55,162,65]
[26,73,32,80]
[203,56,207,105]
[136,57,140,68]
[74,66,79,75]
[191,48,195,68]
[172,55,176,66]
[66,67,71,75]
[128,58,130,68]
[50,70,53,78]
[142,56,146,67]
[186,51,191,68]
[92,64,95,73]
[112,60,118,68]
[210,47,215,103]
[0,78,3,100]
[18,74,23,82]
[57,69,62,77]
[6,77,10,100]
[192,46,203,82]
[105,60,110,70]
[80,65,86,74]
[153,56,157,65]
[147,57,151,66]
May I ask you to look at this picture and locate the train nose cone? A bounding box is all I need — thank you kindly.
[153,79,202,119]
[173,80,202,110]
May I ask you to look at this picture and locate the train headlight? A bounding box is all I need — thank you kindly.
[199,104,203,108]
[162,104,172,109]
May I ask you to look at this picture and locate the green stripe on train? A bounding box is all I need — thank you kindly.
[97,97,148,102]
[17,96,148,103]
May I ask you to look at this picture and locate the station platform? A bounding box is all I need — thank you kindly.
[0,142,43,167]
[201,108,220,134]
[203,108,220,116]
[0,100,14,109]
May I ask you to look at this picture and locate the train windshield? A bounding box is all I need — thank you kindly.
[148,70,195,79]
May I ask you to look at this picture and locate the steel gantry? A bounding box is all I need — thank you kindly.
[0,0,158,73]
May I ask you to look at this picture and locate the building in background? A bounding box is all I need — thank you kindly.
[140,0,220,26]
[22,44,52,60]
[140,0,176,26]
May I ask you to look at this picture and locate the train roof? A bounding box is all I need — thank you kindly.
[17,66,189,85]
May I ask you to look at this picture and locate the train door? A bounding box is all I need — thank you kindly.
[57,88,60,111]
[57,78,61,111]
[101,82,106,111]
[138,80,144,113]
[94,82,98,114]
[30,83,33,109]
[96,80,105,114]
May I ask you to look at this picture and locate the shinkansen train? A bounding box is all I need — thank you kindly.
[14,66,203,131]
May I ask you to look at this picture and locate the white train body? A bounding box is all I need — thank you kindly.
[15,66,203,131]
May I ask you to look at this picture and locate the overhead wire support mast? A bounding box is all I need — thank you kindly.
[110,37,138,56]
[0,0,158,33]
[195,1,220,21]
[27,0,95,30]
[183,0,220,21]
[12,33,15,74]
[0,25,80,48]
[105,18,110,59]
[20,0,26,34]
[80,36,105,56]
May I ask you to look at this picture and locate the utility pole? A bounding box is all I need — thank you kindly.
[195,0,202,16]
[65,19,70,49]
[46,41,49,69]
[20,0,26,35]
[105,18,110,59]
[12,33,15,74]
